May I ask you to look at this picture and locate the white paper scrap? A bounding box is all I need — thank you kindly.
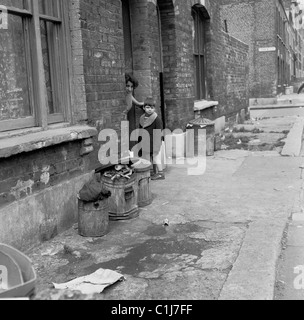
[53,268,125,295]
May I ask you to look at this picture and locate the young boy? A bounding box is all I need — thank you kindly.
[139,97,165,180]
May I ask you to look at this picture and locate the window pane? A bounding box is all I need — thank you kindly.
[193,11,198,54]
[195,55,200,100]
[199,18,205,54]
[38,0,59,18]
[0,14,31,121]
[0,0,26,9]
[200,55,206,99]
[40,19,59,115]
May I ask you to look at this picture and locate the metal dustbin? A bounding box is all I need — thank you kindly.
[101,173,139,221]
[132,159,152,207]
[186,117,215,156]
[78,199,109,237]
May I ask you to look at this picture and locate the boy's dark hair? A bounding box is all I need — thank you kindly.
[125,73,139,89]
[144,97,156,107]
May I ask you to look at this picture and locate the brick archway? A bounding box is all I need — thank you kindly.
[191,1,210,19]
[192,3,210,18]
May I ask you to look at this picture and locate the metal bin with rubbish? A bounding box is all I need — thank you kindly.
[78,176,111,237]
[101,164,139,221]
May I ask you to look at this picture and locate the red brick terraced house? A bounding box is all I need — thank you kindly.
[0,0,249,250]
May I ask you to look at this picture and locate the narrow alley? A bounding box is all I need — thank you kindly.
[2,0,304,304]
[26,111,304,301]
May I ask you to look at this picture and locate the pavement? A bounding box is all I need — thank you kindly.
[25,113,304,300]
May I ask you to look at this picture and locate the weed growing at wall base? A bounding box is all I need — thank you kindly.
[0,6,8,30]
[98,122,207,176]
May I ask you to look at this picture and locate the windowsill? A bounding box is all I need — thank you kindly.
[0,124,98,159]
[194,100,219,111]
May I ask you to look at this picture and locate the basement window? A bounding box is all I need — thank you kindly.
[0,0,71,133]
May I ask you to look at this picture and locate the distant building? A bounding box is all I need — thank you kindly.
[221,0,304,99]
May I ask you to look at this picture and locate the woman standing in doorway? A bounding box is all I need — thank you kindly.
[125,73,144,150]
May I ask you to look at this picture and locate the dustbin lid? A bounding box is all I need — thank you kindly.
[132,159,152,172]
[187,117,215,128]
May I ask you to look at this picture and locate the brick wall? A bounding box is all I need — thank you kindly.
[158,0,179,129]
[200,0,249,120]
[79,0,126,132]
[78,0,127,168]
[222,33,249,118]
[147,1,161,108]
[75,0,250,136]
[131,0,153,102]
[0,141,90,209]
[69,0,88,123]
[254,0,277,97]
[221,0,277,98]
[157,0,249,129]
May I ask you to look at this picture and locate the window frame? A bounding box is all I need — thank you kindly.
[0,0,72,133]
[192,7,207,101]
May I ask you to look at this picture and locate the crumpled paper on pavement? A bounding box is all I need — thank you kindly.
[53,268,125,295]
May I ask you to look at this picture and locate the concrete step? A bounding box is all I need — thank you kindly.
[250,94,304,110]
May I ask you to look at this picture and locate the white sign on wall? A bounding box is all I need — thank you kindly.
[259,47,276,52]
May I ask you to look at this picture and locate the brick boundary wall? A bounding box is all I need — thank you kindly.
[220,0,277,98]
[0,141,90,209]
[221,32,249,120]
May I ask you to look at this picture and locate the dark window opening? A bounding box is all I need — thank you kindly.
[192,7,207,100]
[122,0,133,74]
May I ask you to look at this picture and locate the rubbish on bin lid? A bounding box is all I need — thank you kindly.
[164,219,169,226]
[53,268,125,295]
[79,178,111,202]
[103,164,134,182]
[115,165,124,171]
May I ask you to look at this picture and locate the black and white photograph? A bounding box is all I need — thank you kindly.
[1,0,304,305]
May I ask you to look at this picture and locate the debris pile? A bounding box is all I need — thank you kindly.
[78,177,111,202]
[103,164,134,181]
